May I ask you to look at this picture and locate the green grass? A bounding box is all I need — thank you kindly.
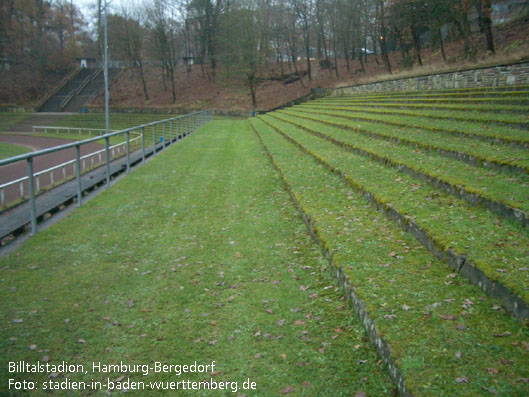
[273,111,529,216]
[319,101,529,113]
[322,96,529,106]
[0,120,394,396]
[299,103,529,127]
[259,114,529,307]
[282,108,529,172]
[56,113,177,132]
[330,86,529,98]
[251,117,529,396]
[0,142,32,160]
[293,105,529,145]
[0,113,32,133]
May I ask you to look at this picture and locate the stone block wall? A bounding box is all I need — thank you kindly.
[329,60,529,96]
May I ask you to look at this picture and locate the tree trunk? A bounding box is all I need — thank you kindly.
[411,24,422,66]
[438,29,446,61]
[377,0,392,74]
[138,61,149,101]
[482,0,495,53]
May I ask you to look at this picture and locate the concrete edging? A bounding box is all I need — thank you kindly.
[260,116,529,324]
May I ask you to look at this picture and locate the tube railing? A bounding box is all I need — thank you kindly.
[0,110,214,235]
[33,126,110,137]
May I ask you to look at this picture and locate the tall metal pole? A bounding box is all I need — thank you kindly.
[103,0,110,137]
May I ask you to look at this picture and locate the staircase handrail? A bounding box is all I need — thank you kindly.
[35,66,81,111]
[75,67,103,96]
[59,90,76,110]
[85,67,124,104]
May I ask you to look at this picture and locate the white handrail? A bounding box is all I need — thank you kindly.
[0,110,214,236]
[0,131,141,205]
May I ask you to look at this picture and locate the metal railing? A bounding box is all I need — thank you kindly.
[32,126,110,137]
[0,110,214,236]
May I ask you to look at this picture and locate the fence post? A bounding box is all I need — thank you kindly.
[27,158,37,235]
[169,120,173,143]
[75,144,82,207]
[162,123,166,151]
[153,125,156,156]
[105,136,110,187]
[126,130,130,174]
[141,127,145,163]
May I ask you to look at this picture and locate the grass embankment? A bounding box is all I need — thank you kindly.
[0,120,394,395]
[274,111,529,211]
[281,108,529,173]
[36,113,193,147]
[260,114,529,305]
[0,143,32,160]
[295,104,529,145]
[251,117,529,395]
[0,113,32,134]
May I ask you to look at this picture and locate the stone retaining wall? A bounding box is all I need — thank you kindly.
[329,60,529,95]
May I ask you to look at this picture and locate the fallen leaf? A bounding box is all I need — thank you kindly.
[12,319,23,323]
[265,309,273,314]
[355,391,367,397]
[282,386,295,394]
[280,354,286,359]
[277,319,286,327]
[455,351,462,359]
[294,320,305,326]
[455,377,469,384]
[487,368,499,375]
[493,332,511,338]
[402,304,411,311]
[299,285,309,291]
[29,344,37,350]
[77,339,86,344]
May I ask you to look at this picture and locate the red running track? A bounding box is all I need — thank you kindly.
[0,135,103,205]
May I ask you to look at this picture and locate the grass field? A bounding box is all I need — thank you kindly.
[0,113,31,133]
[2,86,529,395]
[0,143,31,160]
[0,120,394,395]
[249,85,529,395]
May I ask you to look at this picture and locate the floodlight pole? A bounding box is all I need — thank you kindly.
[103,0,110,187]
[104,0,109,135]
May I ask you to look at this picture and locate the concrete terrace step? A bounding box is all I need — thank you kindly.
[250,116,529,396]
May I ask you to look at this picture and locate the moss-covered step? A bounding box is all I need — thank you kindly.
[298,104,529,129]
[289,105,529,148]
[281,108,529,175]
[259,114,529,323]
[316,101,529,114]
[271,111,529,229]
[251,117,529,396]
[319,96,529,106]
[327,86,529,99]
